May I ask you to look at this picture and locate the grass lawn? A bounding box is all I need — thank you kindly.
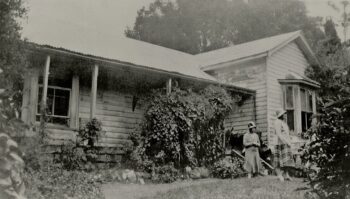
[103,176,310,199]
[144,176,309,199]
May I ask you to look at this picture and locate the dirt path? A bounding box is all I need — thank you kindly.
[102,179,221,199]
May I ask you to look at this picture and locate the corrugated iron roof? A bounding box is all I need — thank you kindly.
[196,31,302,68]
[31,36,216,81]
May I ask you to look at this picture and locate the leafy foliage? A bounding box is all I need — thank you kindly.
[303,100,350,198]
[126,0,324,54]
[130,85,236,172]
[304,18,350,199]
[56,118,104,170]
[0,133,26,199]
[153,163,180,183]
[77,118,103,147]
[211,157,245,179]
[0,0,27,91]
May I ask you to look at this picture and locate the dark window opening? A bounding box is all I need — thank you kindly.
[301,112,312,132]
[37,86,71,126]
[286,110,294,131]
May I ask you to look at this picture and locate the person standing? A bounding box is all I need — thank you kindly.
[273,110,295,181]
[243,121,261,178]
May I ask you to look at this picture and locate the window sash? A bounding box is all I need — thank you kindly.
[285,86,294,109]
[300,88,313,113]
[37,85,71,119]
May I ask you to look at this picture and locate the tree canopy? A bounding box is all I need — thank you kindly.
[126,0,325,54]
[304,16,350,199]
[0,0,27,90]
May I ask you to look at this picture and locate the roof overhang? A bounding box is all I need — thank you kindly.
[201,52,267,71]
[201,31,320,72]
[268,31,319,65]
[27,43,256,95]
[278,79,320,89]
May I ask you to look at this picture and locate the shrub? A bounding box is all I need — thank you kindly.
[131,85,239,171]
[211,157,245,179]
[0,89,27,199]
[77,118,103,147]
[302,99,350,199]
[153,163,180,183]
[55,118,104,170]
[0,133,26,199]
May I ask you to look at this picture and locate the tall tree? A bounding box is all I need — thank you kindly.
[0,1,27,198]
[0,0,27,90]
[316,19,342,57]
[126,0,324,54]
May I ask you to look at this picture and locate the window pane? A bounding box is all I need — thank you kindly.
[37,87,54,115]
[302,112,313,132]
[54,89,70,116]
[287,110,294,131]
[308,91,313,112]
[300,89,307,111]
[47,88,54,115]
[286,86,294,109]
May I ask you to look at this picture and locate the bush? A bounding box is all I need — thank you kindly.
[211,157,245,179]
[0,133,26,199]
[153,163,180,183]
[302,99,350,199]
[54,118,103,171]
[131,85,240,171]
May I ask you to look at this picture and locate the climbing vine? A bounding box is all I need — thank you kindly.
[129,85,239,171]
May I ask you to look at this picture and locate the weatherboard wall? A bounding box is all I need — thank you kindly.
[78,88,145,148]
[208,58,268,140]
[266,41,309,144]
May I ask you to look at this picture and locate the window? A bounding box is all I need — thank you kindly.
[283,86,295,131]
[282,84,316,134]
[300,88,313,132]
[36,82,71,126]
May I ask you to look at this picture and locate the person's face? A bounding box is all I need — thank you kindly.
[282,113,287,121]
[249,127,256,133]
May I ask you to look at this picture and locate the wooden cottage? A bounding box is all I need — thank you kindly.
[196,31,320,150]
[21,39,255,162]
[21,30,319,162]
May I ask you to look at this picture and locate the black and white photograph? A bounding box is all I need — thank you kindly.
[0,0,349,198]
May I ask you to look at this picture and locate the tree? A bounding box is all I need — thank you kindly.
[316,19,342,56]
[328,0,350,42]
[0,0,27,198]
[0,0,27,90]
[126,0,324,54]
[304,14,350,199]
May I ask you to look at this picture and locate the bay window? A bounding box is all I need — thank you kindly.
[281,83,317,134]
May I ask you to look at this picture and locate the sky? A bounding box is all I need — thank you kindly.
[20,0,347,50]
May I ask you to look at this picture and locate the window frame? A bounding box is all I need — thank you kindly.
[300,88,313,131]
[36,84,72,125]
[281,84,316,134]
[282,85,295,131]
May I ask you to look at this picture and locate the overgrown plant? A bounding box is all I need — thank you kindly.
[77,118,103,147]
[303,21,350,198]
[0,133,26,199]
[57,118,104,170]
[0,85,27,199]
[211,157,245,179]
[303,99,350,199]
[131,85,236,172]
